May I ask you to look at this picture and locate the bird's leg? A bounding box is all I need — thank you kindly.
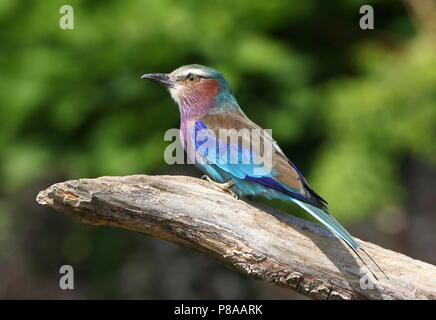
[201,175,239,199]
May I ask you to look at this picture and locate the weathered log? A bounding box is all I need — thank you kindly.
[36,174,436,300]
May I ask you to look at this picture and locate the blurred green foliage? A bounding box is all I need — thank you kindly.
[313,39,436,220]
[0,0,435,298]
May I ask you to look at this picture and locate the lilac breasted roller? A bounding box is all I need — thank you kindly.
[142,64,387,280]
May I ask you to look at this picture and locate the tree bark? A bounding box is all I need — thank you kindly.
[36,174,436,300]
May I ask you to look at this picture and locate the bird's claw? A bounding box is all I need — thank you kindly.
[201,175,239,199]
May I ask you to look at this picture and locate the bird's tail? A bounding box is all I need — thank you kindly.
[292,199,388,281]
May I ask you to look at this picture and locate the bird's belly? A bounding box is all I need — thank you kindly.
[196,163,230,184]
[197,163,288,200]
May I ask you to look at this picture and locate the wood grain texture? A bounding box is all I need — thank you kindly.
[36,174,436,300]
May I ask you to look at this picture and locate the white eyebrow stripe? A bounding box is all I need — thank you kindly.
[172,67,210,78]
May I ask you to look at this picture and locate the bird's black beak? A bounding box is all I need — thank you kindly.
[141,73,173,88]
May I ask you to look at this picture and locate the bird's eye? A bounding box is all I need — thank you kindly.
[187,74,200,82]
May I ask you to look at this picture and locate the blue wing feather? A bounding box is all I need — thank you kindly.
[189,119,362,252]
[191,120,305,198]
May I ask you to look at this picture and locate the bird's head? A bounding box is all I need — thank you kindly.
[142,64,237,118]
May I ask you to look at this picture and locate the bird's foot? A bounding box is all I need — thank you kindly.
[201,175,239,199]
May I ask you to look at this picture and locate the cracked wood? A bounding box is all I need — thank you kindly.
[36,174,436,300]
